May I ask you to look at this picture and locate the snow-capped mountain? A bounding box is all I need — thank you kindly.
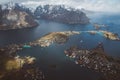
[0,2,38,30]
[34,5,89,24]
[0,2,90,30]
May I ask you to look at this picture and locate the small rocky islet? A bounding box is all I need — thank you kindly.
[93,23,108,30]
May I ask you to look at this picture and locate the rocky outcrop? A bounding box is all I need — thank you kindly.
[0,3,38,30]
[64,43,120,80]
[34,5,89,24]
[0,44,44,80]
[88,30,120,41]
[28,31,80,47]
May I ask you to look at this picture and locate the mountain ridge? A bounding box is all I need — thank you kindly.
[34,4,90,24]
[0,2,38,30]
[0,2,90,30]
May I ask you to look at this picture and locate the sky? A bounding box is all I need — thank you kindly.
[0,0,120,13]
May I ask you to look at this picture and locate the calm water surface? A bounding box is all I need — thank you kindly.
[0,13,120,80]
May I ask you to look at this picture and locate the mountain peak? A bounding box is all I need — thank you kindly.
[34,4,89,24]
[0,2,38,30]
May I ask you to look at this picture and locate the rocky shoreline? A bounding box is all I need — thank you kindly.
[28,31,80,47]
[87,30,120,41]
[64,43,120,80]
[0,31,120,80]
[0,31,80,80]
[0,44,45,80]
[28,30,120,47]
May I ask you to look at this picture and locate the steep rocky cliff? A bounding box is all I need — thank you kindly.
[34,5,89,24]
[0,3,38,30]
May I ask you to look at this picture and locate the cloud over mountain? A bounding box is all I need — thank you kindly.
[0,0,120,13]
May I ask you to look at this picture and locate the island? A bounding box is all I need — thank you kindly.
[0,31,80,79]
[93,23,108,30]
[0,44,45,80]
[28,31,80,47]
[0,30,118,51]
[28,30,120,47]
[87,30,120,41]
[64,43,120,80]
[0,30,119,80]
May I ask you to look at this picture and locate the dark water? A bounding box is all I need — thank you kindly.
[0,13,120,80]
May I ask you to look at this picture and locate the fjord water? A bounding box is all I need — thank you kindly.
[0,13,120,80]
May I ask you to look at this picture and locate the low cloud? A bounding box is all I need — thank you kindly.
[21,0,120,13]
